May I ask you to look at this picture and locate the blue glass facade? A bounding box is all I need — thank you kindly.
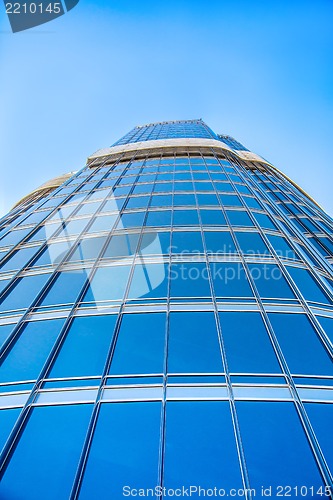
[0,120,332,499]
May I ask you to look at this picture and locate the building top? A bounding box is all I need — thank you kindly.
[112,119,218,146]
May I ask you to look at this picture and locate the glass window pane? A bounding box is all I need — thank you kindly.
[110,313,165,375]
[128,263,168,299]
[316,316,333,344]
[168,312,223,373]
[0,404,93,500]
[197,193,219,205]
[211,262,253,298]
[103,233,139,259]
[0,324,14,350]
[31,240,74,267]
[116,212,145,229]
[50,315,117,378]
[57,218,90,237]
[164,402,243,490]
[39,270,89,307]
[0,274,52,313]
[67,236,107,262]
[126,196,150,210]
[0,408,21,452]
[305,403,333,472]
[267,234,298,260]
[200,209,226,226]
[235,231,269,255]
[145,210,172,227]
[287,267,331,304]
[0,246,38,272]
[226,210,254,227]
[173,194,196,206]
[0,319,65,383]
[248,264,295,299]
[138,232,171,256]
[83,266,130,303]
[87,215,117,234]
[219,312,281,373]
[173,209,199,226]
[170,263,211,298]
[150,195,172,208]
[79,402,161,498]
[204,231,236,254]
[269,313,333,376]
[253,212,277,230]
[171,231,203,254]
[236,402,324,490]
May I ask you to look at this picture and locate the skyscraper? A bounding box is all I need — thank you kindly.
[0,119,332,499]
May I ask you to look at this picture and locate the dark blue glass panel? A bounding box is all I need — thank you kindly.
[204,231,236,254]
[173,194,196,206]
[248,264,295,299]
[83,266,130,303]
[200,209,226,226]
[0,404,93,500]
[0,319,65,383]
[103,233,139,258]
[196,193,219,205]
[211,262,253,298]
[253,212,277,230]
[150,194,172,207]
[215,182,235,193]
[138,232,171,255]
[219,193,242,206]
[220,312,281,373]
[0,228,32,248]
[267,234,298,260]
[305,403,333,471]
[287,267,331,304]
[269,313,333,375]
[235,231,269,255]
[110,313,165,374]
[170,263,211,298]
[50,315,116,378]
[117,212,145,229]
[128,263,168,299]
[133,184,153,194]
[125,196,150,209]
[79,402,161,498]
[164,402,242,490]
[0,246,38,272]
[39,269,89,306]
[168,312,223,373]
[173,209,199,226]
[145,210,172,227]
[226,210,254,227]
[316,316,333,344]
[154,182,173,193]
[236,402,324,491]
[0,408,21,452]
[0,324,14,350]
[0,273,51,312]
[173,181,193,192]
[243,196,262,210]
[171,231,203,254]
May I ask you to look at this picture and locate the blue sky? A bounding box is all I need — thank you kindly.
[0,0,332,215]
